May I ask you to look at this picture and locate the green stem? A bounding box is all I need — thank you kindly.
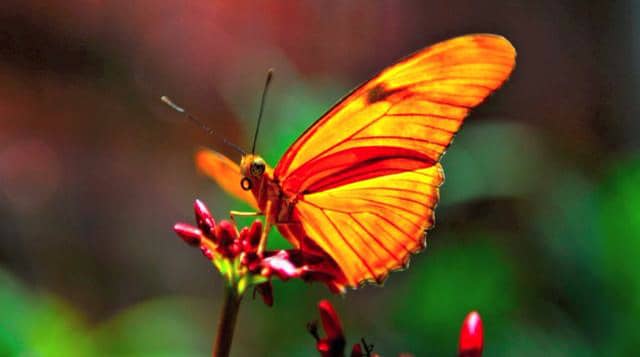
[213,286,242,357]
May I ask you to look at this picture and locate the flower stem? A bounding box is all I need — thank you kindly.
[213,286,242,357]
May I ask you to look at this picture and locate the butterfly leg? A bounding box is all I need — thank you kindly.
[257,201,273,255]
[229,210,262,217]
[229,210,263,226]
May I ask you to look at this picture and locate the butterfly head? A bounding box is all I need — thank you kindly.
[240,154,267,191]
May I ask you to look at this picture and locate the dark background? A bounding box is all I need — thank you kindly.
[0,1,638,355]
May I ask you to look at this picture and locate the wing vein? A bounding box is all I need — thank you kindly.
[320,209,377,280]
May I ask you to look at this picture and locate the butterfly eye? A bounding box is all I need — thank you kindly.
[250,161,265,177]
[241,177,252,191]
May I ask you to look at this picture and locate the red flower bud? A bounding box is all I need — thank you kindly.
[194,199,215,234]
[458,311,483,357]
[215,220,238,257]
[173,223,202,246]
[238,227,251,251]
[242,252,262,273]
[239,220,263,254]
[314,300,346,356]
[247,219,262,248]
[200,245,214,260]
[253,281,273,307]
[318,300,345,344]
[229,242,243,257]
[317,340,331,355]
[350,343,363,357]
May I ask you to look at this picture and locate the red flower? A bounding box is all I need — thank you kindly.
[308,299,346,357]
[173,199,348,303]
[307,299,377,357]
[458,311,483,357]
[306,303,484,357]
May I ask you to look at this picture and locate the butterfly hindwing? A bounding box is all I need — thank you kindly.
[293,164,444,286]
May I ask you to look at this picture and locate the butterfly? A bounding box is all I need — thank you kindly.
[195,34,516,290]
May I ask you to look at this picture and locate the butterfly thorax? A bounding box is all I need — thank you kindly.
[240,154,296,223]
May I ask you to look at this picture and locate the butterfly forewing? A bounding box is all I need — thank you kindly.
[275,34,515,190]
[274,34,516,287]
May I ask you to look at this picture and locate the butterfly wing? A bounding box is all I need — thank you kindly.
[274,34,516,287]
[294,164,443,287]
[195,149,259,210]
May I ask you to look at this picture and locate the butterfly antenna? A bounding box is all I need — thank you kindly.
[251,68,274,155]
[161,96,246,156]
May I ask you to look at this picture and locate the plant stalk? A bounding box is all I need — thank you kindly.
[213,286,242,357]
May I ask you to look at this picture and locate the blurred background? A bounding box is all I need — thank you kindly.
[0,0,638,355]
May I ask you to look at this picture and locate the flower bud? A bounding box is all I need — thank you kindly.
[242,252,262,273]
[350,343,363,357]
[247,219,262,249]
[254,281,273,307]
[194,199,215,234]
[238,227,251,251]
[200,245,214,260]
[173,223,202,246]
[458,311,483,357]
[215,220,238,256]
[229,242,242,257]
[318,300,345,343]
[317,340,331,355]
[316,299,346,357]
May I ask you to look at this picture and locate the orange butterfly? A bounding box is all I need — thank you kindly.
[194,34,515,290]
